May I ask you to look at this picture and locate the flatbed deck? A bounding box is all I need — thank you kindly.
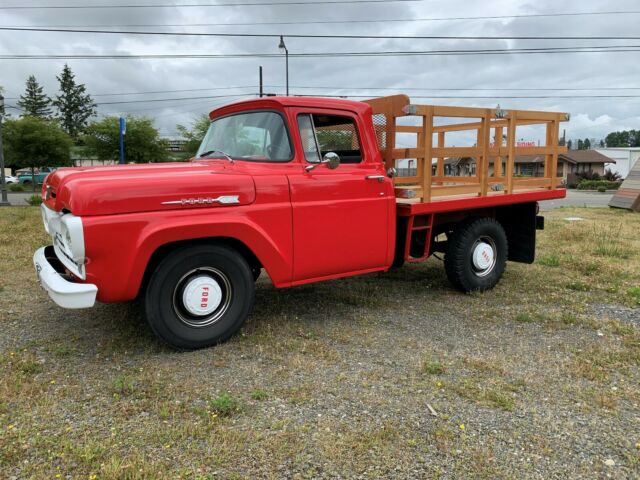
[396,188,566,216]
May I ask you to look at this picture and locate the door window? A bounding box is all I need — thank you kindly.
[297,113,362,164]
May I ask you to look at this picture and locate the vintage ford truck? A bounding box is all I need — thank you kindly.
[33,95,567,349]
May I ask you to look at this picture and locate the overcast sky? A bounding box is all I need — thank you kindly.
[1,0,639,143]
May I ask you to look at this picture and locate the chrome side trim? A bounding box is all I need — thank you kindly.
[161,195,240,206]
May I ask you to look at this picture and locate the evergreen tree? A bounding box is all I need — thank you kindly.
[583,138,591,150]
[53,64,97,139]
[17,75,52,118]
[567,139,573,150]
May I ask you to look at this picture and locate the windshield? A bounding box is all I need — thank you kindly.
[197,111,293,162]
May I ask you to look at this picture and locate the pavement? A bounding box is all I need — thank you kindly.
[539,189,613,211]
[3,189,614,210]
[4,192,38,206]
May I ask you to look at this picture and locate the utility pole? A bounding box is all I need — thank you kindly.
[259,66,263,98]
[0,94,10,206]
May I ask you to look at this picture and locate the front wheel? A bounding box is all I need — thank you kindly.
[444,218,508,292]
[145,244,255,350]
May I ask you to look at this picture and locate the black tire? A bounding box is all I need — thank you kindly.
[444,218,508,292]
[144,244,255,350]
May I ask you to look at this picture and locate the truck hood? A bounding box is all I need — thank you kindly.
[43,162,256,216]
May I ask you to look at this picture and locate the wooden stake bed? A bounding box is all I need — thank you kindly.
[364,95,570,204]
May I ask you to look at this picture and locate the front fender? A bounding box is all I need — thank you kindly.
[83,204,293,302]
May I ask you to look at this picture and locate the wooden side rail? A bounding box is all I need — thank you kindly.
[364,95,570,203]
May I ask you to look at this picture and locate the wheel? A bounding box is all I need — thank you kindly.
[444,218,508,292]
[144,244,255,350]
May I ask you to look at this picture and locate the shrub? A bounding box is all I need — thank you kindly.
[25,194,42,206]
[602,169,622,182]
[8,183,25,192]
[597,186,607,193]
[577,180,620,191]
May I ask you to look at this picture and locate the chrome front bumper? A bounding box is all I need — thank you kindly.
[33,246,97,309]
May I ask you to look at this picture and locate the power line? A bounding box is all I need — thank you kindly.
[4,10,639,28]
[94,93,255,105]
[0,0,421,10]
[3,46,640,61]
[2,26,640,40]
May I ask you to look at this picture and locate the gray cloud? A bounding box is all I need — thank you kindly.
[1,0,638,142]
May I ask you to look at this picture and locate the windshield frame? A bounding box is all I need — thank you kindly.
[197,109,294,163]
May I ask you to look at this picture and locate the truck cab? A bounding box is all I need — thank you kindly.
[33,96,567,349]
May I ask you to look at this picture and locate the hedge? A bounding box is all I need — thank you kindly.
[576,180,621,191]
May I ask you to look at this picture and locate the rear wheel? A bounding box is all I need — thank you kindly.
[444,218,508,292]
[145,244,255,350]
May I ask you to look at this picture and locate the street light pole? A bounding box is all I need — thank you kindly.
[0,94,10,206]
[278,35,289,96]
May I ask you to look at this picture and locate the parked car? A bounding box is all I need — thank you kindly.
[3,175,18,184]
[18,167,56,185]
[33,94,568,350]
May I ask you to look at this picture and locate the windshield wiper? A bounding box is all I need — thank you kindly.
[198,149,235,164]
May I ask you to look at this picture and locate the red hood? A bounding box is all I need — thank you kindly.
[42,162,256,216]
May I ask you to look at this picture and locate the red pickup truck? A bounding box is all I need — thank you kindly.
[33,95,567,349]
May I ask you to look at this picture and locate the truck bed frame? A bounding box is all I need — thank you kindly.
[364,95,568,264]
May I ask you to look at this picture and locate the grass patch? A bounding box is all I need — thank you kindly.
[209,393,242,417]
[250,389,268,400]
[538,254,560,267]
[593,223,632,259]
[515,313,533,323]
[627,287,640,305]
[565,281,589,292]
[422,357,445,375]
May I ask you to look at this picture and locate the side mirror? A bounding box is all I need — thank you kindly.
[305,152,341,172]
[322,152,340,170]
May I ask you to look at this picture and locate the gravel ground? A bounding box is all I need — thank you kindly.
[0,206,639,479]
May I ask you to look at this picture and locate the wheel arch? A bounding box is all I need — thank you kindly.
[137,236,263,299]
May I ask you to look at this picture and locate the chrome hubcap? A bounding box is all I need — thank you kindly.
[172,267,232,328]
[471,237,497,277]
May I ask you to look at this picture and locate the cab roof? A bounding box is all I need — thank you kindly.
[210,96,372,119]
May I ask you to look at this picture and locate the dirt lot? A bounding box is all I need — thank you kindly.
[1,206,639,479]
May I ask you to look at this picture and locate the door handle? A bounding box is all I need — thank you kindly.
[365,175,385,182]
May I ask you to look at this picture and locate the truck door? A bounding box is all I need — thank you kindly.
[288,109,394,282]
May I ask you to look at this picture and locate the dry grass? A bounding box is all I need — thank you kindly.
[0,205,638,478]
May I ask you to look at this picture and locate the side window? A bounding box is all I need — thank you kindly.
[297,114,321,163]
[297,113,363,164]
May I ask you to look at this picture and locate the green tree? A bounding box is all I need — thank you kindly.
[3,116,73,190]
[83,116,169,163]
[17,75,52,118]
[577,139,584,150]
[53,64,97,139]
[176,114,210,157]
[583,138,591,150]
[567,139,573,150]
[605,130,640,147]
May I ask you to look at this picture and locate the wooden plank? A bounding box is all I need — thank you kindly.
[392,148,422,159]
[511,110,570,121]
[436,131,445,184]
[494,126,503,179]
[433,118,547,133]
[549,114,560,188]
[431,176,482,184]
[395,125,422,133]
[512,177,552,188]
[431,184,482,197]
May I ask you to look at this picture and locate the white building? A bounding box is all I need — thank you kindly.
[595,148,640,179]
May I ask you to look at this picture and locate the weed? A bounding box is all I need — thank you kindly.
[209,393,241,417]
[422,357,445,375]
[111,375,136,397]
[593,223,631,259]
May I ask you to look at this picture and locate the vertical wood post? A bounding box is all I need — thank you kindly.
[549,114,560,188]
[506,112,517,194]
[436,131,445,184]
[480,110,491,196]
[421,107,434,202]
[494,126,503,179]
